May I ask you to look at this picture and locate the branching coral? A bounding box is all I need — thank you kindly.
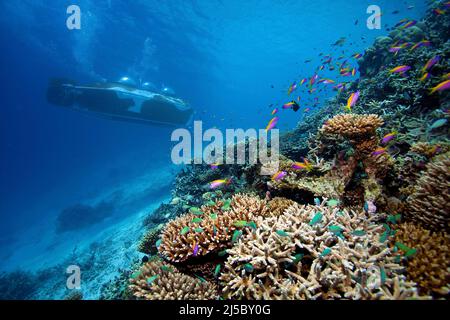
[267,197,297,217]
[158,194,269,263]
[220,200,421,300]
[320,113,384,157]
[393,222,450,297]
[406,152,450,232]
[129,258,218,300]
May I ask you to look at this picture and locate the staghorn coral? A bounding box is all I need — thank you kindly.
[406,152,450,232]
[267,197,297,217]
[158,194,269,263]
[220,200,422,300]
[394,222,450,297]
[138,224,164,255]
[129,258,218,300]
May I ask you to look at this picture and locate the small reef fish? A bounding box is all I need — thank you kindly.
[429,118,447,130]
[300,78,307,85]
[419,73,430,81]
[271,108,278,115]
[352,53,363,59]
[352,230,366,236]
[401,20,417,29]
[390,65,411,74]
[180,226,190,235]
[272,171,287,182]
[276,230,289,237]
[292,253,304,264]
[430,80,450,94]
[309,212,323,226]
[433,8,445,15]
[320,248,332,257]
[209,178,232,189]
[282,101,295,109]
[232,230,242,243]
[422,55,440,72]
[233,220,248,228]
[244,263,254,273]
[221,199,231,211]
[381,131,397,144]
[371,147,386,156]
[192,242,199,256]
[314,198,321,206]
[326,199,339,207]
[346,91,360,112]
[192,217,203,223]
[291,159,313,171]
[287,82,297,95]
[410,40,431,51]
[210,163,221,170]
[146,275,158,285]
[265,116,279,131]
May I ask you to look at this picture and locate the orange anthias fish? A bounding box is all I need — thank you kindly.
[430,80,450,94]
[419,73,430,82]
[371,147,386,156]
[209,178,232,189]
[346,91,360,112]
[292,159,313,171]
[265,116,279,131]
[390,65,411,74]
[271,171,287,182]
[381,131,397,144]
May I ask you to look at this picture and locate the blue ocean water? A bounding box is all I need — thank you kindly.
[0,0,427,289]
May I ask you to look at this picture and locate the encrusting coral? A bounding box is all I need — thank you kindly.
[158,194,269,263]
[220,200,422,300]
[129,258,218,300]
[406,152,450,232]
[393,222,450,297]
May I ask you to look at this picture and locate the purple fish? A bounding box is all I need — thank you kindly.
[193,243,199,256]
[272,171,287,182]
[422,55,441,72]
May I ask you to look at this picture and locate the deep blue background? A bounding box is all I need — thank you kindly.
[0,1,426,255]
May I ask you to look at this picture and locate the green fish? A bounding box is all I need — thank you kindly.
[194,227,204,233]
[182,204,190,210]
[309,212,323,226]
[292,253,304,264]
[160,266,173,273]
[387,214,402,224]
[276,230,289,237]
[146,275,158,284]
[210,213,218,220]
[221,199,232,211]
[190,207,203,215]
[246,221,257,229]
[379,231,389,243]
[352,230,366,236]
[380,266,386,284]
[328,225,343,233]
[395,242,411,252]
[405,248,417,257]
[192,217,203,223]
[214,264,221,277]
[213,225,217,235]
[232,230,243,243]
[327,199,339,207]
[206,200,216,206]
[130,271,141,279]
[320,248,332,257]
[244,263,254,273]
[155,239,162,247]
[233,220,248,228]
[180,226,190,235]
[218,250,228,257]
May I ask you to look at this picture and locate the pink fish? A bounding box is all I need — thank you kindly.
[282,102,295,109]
[422,56,440,73]
[390,65,411,74]
[346,91,360,111]
[271,108,279,115]
[265,116,279,131]
[192,242,199,256]
[272,171,287,182]
[300,78,307,85]
[209,178,231,189]
[287,82,297,95]
[430,80,450,94]
[381,131,397,144]
[371,147,386,156]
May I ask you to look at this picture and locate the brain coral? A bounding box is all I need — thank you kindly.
[406,152,450,232]
[393,222,450,297]
[129,258,218,300]
[158,194,269,263]
[220,200,422,300]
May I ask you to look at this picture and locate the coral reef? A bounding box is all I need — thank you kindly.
[406,152,450,232]
[158,194,268,263]
[220,200,421,300]
[393,222,449,297]
[138,223,164,255]
[128,258,218,300]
